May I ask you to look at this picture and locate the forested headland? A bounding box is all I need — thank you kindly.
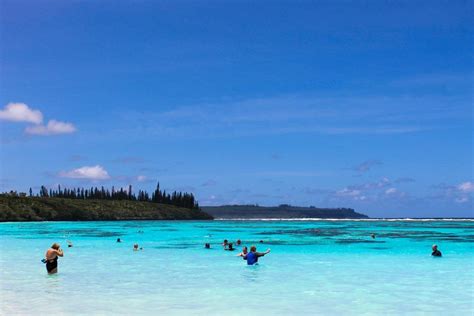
[0,183,213,222]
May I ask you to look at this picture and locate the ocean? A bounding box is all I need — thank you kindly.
[1,219,473,315]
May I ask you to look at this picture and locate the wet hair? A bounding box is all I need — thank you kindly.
[51,243,60,250]
[250,246,256,252]
[223,239,228,243]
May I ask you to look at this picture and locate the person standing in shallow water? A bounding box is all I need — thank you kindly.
[44,243,64,274]
[243,246,270,265]
[431,244,442,257]
[237,246,248,258]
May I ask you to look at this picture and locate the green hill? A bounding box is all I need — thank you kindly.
[0,196,213,221]
[202,204,368,219]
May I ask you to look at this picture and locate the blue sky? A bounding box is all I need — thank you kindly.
[0,0,472,217]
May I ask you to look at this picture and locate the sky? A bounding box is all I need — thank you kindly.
[0,0,472,218]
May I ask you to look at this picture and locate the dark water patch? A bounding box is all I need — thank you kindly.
[154,246,190,249]
[370,247,390,250]
[336,239,386,244]
[261,240,322,246]
[151,228,178,232]
[208,229,246,233]
[77,231,124,237]
[258,228,347,237]
[154,244,197,249]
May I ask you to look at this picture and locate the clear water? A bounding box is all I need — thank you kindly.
[1,220,473,315]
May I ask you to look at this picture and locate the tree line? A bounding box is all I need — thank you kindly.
[28,183,200,210]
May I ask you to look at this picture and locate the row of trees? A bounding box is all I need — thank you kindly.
[33,183,199,210]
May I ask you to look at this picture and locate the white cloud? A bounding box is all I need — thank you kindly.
[0,102,43,124]
[458,181,474,193]
[385,188,397,195]
[59,165,110,180]
[136,175,147,182]
[25,120,77,135]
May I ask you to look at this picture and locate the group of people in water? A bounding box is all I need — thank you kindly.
[42,235,442,274]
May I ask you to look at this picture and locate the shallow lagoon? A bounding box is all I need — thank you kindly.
[1,220,473,315]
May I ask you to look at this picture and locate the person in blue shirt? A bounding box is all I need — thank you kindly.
[243,246,270,265]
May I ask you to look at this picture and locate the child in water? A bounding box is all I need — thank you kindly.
[237,246,248,258]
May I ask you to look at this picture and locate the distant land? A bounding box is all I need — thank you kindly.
[202,204,368,219]
[0,196,213,222]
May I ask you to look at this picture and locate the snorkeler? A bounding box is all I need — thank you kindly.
[431,244,442,257]
[237,246,248,258]
[44,243,64,274]
[243,246,270,265]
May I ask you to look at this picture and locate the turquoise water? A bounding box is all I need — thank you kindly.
[1,220,473,315]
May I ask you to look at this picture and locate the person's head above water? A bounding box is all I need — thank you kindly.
[250,245,257,252]
[242,246,248,254]
[51,243,60,250]
[432,244,438,251]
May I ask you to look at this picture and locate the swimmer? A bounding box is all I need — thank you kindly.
[133,243,143,251]
[205,243,211,249]
[236,239,242,246]
[371,234,376,239]
[225,243,235,251]
[222,239,229,249]
[117,238,122,243]
[259,240,264,243]
[243,246,270,265]
[67,240,73,247]
[431,244,442,257]
[237,246,248,258]
[44,243,64,274]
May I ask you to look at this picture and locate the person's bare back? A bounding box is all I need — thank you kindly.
[45,243,64,274]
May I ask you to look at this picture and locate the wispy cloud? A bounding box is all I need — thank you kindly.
[25,120,76,135]
[112,156,146,164]
[428,181,474,205]
[351,160,383,173]
[115,92,468,140]
[201,179,217,187]
[394,177,416,183]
